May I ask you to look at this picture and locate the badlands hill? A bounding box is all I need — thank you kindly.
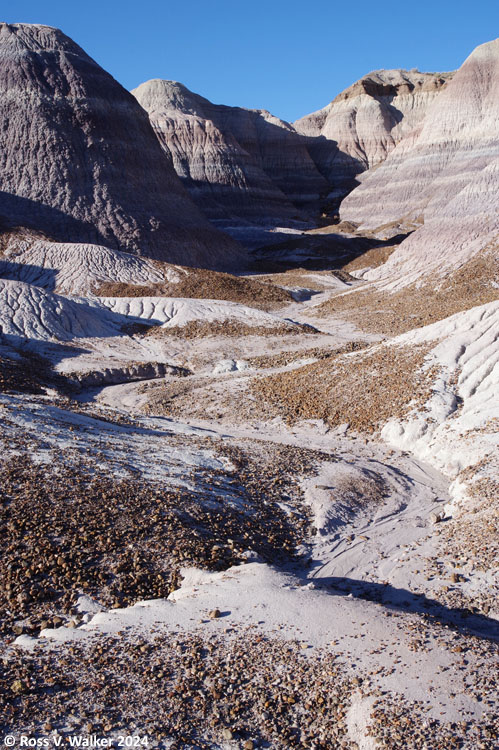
[134,70,452,228]
[340,38,499,284]
[0,23,242,268]
[0,28,497,748]
[295,69,452,200]
[132,79,329,225]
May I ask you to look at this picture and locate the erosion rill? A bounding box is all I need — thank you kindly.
[0,22,497,750]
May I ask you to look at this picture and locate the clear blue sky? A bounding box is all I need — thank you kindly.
[4,0,499,122]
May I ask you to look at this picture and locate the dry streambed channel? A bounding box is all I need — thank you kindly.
[1,381,497,749]
[0,279,497,748]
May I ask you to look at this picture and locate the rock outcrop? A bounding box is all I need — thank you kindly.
[295,69,452,203]
[0,23,243,268]
[340,39,499,284]
[133,79,329,225]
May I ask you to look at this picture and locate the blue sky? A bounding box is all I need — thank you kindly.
[4,1,499,122]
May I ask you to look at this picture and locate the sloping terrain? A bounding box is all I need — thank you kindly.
[0,27,497,750]
[0,23,242,268]
[0,237,168,295]
[340,39,499,284]
[318,242,499,334]
[133,79,328,225]
[294,69,452,205]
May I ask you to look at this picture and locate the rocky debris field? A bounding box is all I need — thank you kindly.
[144,319,316,340]
[0,22,498,750]
[252,343,438,433]
[319,246,499,336]
[0,353,47,395]
[96,266,292,311]
[3,628,498,748]
[0,431,322,639]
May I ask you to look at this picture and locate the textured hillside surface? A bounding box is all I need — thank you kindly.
[340,39,499,284]
[133,79,329,224]
[294,69,452,200]
[0,28,497,747]
[0,279,290,344]
[0,23,242,268]
[0,237,170,295]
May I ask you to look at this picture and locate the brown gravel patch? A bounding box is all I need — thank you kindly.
[141,348,371,423]
[426,470,498,617]
[319,247,499,335]
[252,343,439,434]
[0,351,56,395]
[343,243,398,273]
[252,268,351,292]
[247,341,368,369]
[369,693,498,749]
[143,373,258,424]
[0,224,55,255]
[3,629,497,747]
[0,355,46,394]
[143,319,317,339]
[95,267,291,311]
[0,440,317,637]
[1,634,357,747]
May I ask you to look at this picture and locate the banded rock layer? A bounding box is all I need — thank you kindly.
[133,79,329,225]
[295,69,452,201]
[0,23,242,268]
[340,39,499,284]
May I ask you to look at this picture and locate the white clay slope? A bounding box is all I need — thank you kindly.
[0,240,174,295]
[97,295,291,329]
[381,301,499,482]
[0,279,120,341]
[0,279,293,344]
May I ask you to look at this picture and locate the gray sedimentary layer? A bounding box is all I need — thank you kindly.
[67,362,191,389]
[133,79,329,225]
[340,39,499,283]
[0,23,243,268]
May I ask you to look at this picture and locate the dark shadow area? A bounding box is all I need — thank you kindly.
[248,230,411,273]
[305,573,499,641]
[0,191,118,249]
[298,132,365,210]
[0,332,89,394]
[0,259,58,290]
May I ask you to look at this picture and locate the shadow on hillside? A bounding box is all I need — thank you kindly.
[249,231,410,273]
[307,573,499,641]
[0,259,58,290]
[0,191,117,249]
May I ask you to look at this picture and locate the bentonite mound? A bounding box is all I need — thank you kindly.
[294,69,452,204]
[132,79,329,225]
[339,39,499,284]
[0,23,243,268]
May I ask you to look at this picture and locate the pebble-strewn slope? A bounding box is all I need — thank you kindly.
[340,39,499,284]
[133,79,328,224]
[0,23,242,268]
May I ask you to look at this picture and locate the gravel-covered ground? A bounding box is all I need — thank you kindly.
[0,436,321,639]
[318,247,499,335]
[3,628,498,748]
